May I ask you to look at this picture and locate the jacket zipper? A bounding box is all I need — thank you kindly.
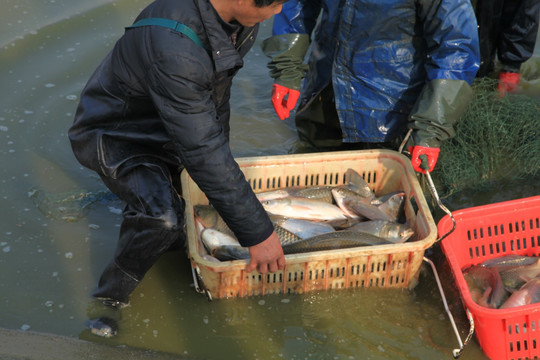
[236,28,255,50]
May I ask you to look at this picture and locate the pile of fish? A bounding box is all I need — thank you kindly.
[195,169,415,262]
[463,254,540,309]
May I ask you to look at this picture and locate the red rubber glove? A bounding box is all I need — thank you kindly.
[497,72,520,97]
[271,84,300,120]
[409,145,440,174]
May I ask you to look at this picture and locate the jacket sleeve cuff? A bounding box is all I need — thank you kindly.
[409,79,473,147]
[237,216,275,248]
[261,33,310,91]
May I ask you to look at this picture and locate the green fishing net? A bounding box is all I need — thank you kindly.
[431,76,540,197]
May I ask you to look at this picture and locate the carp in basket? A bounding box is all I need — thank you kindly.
[463,254,540,309]
[195,168,414,261]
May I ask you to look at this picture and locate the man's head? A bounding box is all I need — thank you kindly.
[212,0,287,27]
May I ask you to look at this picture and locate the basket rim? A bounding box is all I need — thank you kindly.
[439,195,540,317]
[184,149,438,272]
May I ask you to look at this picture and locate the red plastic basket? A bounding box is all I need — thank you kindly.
[439,195,540,360]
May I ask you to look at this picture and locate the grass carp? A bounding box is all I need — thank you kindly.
[271,218,336,239]
[211,245,250,261]
[281,230,393,254]
[481,254,538,271]
[348,220,414,243]
[255,186,335,204]
[499,258,540,289]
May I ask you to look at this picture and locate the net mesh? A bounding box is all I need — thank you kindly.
[432,76,540,197]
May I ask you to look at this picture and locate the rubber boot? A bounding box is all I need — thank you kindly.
[86,299,123,338]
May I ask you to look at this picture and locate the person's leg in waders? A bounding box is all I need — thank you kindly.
[294,84,404,152]
[294,84,344,150]
[86,157,186,338]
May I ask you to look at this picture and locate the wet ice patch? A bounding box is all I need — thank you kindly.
[21,324,31,331]
[0,126,8,132]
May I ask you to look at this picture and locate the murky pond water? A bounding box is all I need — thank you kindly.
[1,1,539,359]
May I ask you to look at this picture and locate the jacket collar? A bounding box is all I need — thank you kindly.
[197,0,256,72]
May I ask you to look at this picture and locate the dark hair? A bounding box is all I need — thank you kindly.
[254,0,287,7]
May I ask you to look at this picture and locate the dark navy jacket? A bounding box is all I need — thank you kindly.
[68,0,274,247]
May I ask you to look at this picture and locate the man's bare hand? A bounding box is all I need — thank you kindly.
[246,231,285,274]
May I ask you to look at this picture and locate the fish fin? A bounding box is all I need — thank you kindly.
[480,286,494,308]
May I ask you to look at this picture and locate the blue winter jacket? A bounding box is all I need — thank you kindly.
[271,0,481,143]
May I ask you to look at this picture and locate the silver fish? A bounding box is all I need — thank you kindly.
[463,265,508,308]
[500,278,540,309]
[255,189,291,202]
[376,191,405,222]
[198,206,302,247]
[344,168,376,201]
[332,187,393,221]
[262,196,348,221]
[348,220,414,243]
[201,228,241,253]
[194,204,234,237]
